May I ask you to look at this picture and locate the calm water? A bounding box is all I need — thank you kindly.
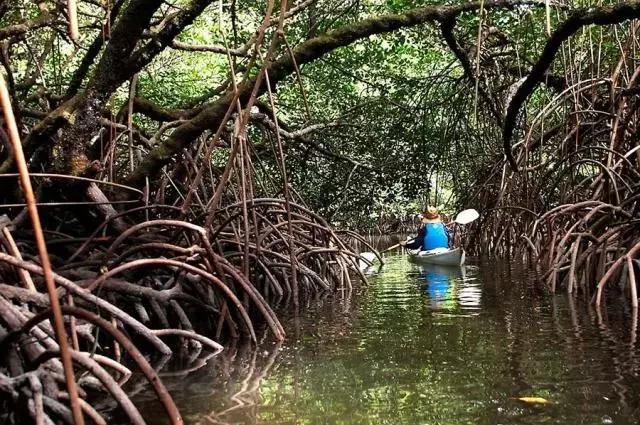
[135,254,640,424]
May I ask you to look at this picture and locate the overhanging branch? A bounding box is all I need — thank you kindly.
[169,40,251,57]
[502,0,640,171]
[0,11,59,40]
[125,0,546,187]
[440,17,503,125]
[250,111,366,167]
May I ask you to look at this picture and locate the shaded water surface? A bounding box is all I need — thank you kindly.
[138,254,640,424]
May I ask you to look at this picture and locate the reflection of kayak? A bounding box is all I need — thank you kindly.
[420,263,461,309]
[418,263,481,312]
[408,248,465,266]
[418,263,465,279]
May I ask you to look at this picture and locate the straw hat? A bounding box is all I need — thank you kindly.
[421,206,441,223]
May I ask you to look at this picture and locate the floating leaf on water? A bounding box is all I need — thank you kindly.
[513,396,550,404]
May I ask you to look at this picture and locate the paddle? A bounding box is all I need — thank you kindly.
[453,208,480,225]
[358,208,479,268]
[376,242,404,255]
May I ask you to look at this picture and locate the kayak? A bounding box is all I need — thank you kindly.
[408,248,465,266]
[408,247,465,266]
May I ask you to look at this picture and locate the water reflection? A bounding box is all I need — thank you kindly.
[129,337,283,425]
[132,255,640,425]
[418,264,481,314]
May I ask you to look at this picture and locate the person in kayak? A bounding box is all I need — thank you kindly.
[401,206,450,251]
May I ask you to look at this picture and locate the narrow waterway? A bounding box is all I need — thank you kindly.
[137,253,640,424]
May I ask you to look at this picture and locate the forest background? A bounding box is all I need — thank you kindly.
[0,0,639,423]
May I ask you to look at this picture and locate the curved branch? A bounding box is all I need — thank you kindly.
[125,0,545,186]
[169,40,251,57]
[502,0,640,170]
[0,12,58,40]
[440,17,503,125]
[251,111,367,168]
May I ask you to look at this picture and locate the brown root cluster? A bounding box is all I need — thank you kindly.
[467,25,640,307]
[0,197,368,423]
[0,1,376,420]
[0,59,370,421]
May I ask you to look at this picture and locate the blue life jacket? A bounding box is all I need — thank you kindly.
[423,223,449,250]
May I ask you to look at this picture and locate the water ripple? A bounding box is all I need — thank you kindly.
[136,253,640,425]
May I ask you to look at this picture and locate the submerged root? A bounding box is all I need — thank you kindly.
[0,199,366,423]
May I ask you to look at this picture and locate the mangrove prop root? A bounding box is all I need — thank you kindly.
[0,3,375,422]
[0,198,369,423]
[467,21,640,307]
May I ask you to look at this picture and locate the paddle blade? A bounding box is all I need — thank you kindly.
[454,209,479,225]
[360,252,377,263]
[359,252,377,270]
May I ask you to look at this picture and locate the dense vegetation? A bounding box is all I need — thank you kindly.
[0,0,639,423]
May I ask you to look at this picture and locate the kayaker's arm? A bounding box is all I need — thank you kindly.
[444,225,451,248]
[403,226,426,249]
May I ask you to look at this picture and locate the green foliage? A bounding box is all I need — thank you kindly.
[2,0,634,231]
